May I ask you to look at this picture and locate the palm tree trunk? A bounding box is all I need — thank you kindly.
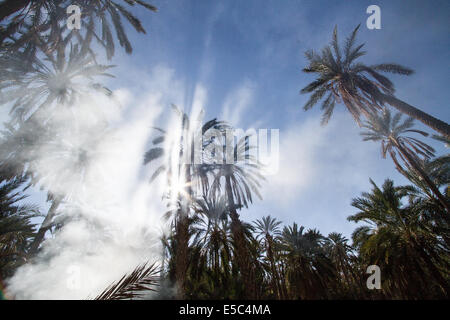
[395,141,450,212]
[225,175,256,299]
[277,261,289,299]
[29,195,62,255]
[266,236,283,299]
[175,165,192,299]
[0,0,30,22]
[175,212,189,299]
[382,94,450,138]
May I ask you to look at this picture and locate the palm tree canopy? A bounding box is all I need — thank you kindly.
[0,34,114,125]
[361,109,435,166]
[0,0,157,59]
[301,25,413,126]
[253,215,282,240]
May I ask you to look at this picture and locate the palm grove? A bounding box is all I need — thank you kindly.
[0,1,448,300]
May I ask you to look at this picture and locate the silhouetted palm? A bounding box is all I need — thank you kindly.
[361,109,449,212]
[402,155,449,205]
[280,223,335,299]
[349,178,449,298]
[188,194,236,298]
[323,232,362,298]
[253,215,285,298]
[209,135,264,299]
[301,25,450,136]
[144,106,229,298]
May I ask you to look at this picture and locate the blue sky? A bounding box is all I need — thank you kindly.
[16,0,450,240]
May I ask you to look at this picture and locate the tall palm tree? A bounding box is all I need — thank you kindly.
[188,194,237,298]
[144,106,229,299]
[323,232,362,298]
[192,194,231,275]
[210,135,265,299]
[301,25,450,136]
[253,215,285,299]
[361,109,449,212]
[280,223,336,299]
[0,31,116,255]
[349,179,449,298]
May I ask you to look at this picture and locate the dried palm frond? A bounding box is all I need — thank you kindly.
[94,262,160,300]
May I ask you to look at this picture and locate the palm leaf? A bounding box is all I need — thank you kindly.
[94,262,160,300]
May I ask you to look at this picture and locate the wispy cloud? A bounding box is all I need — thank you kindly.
[245,110,409,238]
[221,80,255,127]
[6,65,185,299]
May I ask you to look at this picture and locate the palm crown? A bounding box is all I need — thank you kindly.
[0,35,114,125]
[361,109,449,212]
[301,25,450,137]
[301,25,413,125]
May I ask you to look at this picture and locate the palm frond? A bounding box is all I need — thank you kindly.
[94,262,160,300]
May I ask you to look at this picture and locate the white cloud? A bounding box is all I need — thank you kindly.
[221,80,255,127]
[245,110,408,238]
[190,83,208,120]
[6,66,183,299]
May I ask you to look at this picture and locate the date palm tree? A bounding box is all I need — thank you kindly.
[401,155,450,208]
[253,215,285,299]
[144,106,229,298]
[210,135,265,299]
[188,194,237,298]
[280,223,336,299]
[0,33,113,251]
[301,25,450,137]
[323,232,362,298]
[361,109,449,212]
[192,194,230,275]
[349,179,449,298]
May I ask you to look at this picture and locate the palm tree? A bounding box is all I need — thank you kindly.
[0,31,116,255]
[210,135,265,299]
[323,232,362,298]
[301,25,450,136]
[0,176,41,279]
[349,179,449,298]
[144,106,229,298]
[187,194,237,298]
[0,33,114,125]
[402,155,449,207]
[0,109,113,255]
[0,0,157,59]
[280,223,336,299]
[253,215,285,299]
[361,109,449,212]
[400,155,450,249]
[192,194,230,275]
